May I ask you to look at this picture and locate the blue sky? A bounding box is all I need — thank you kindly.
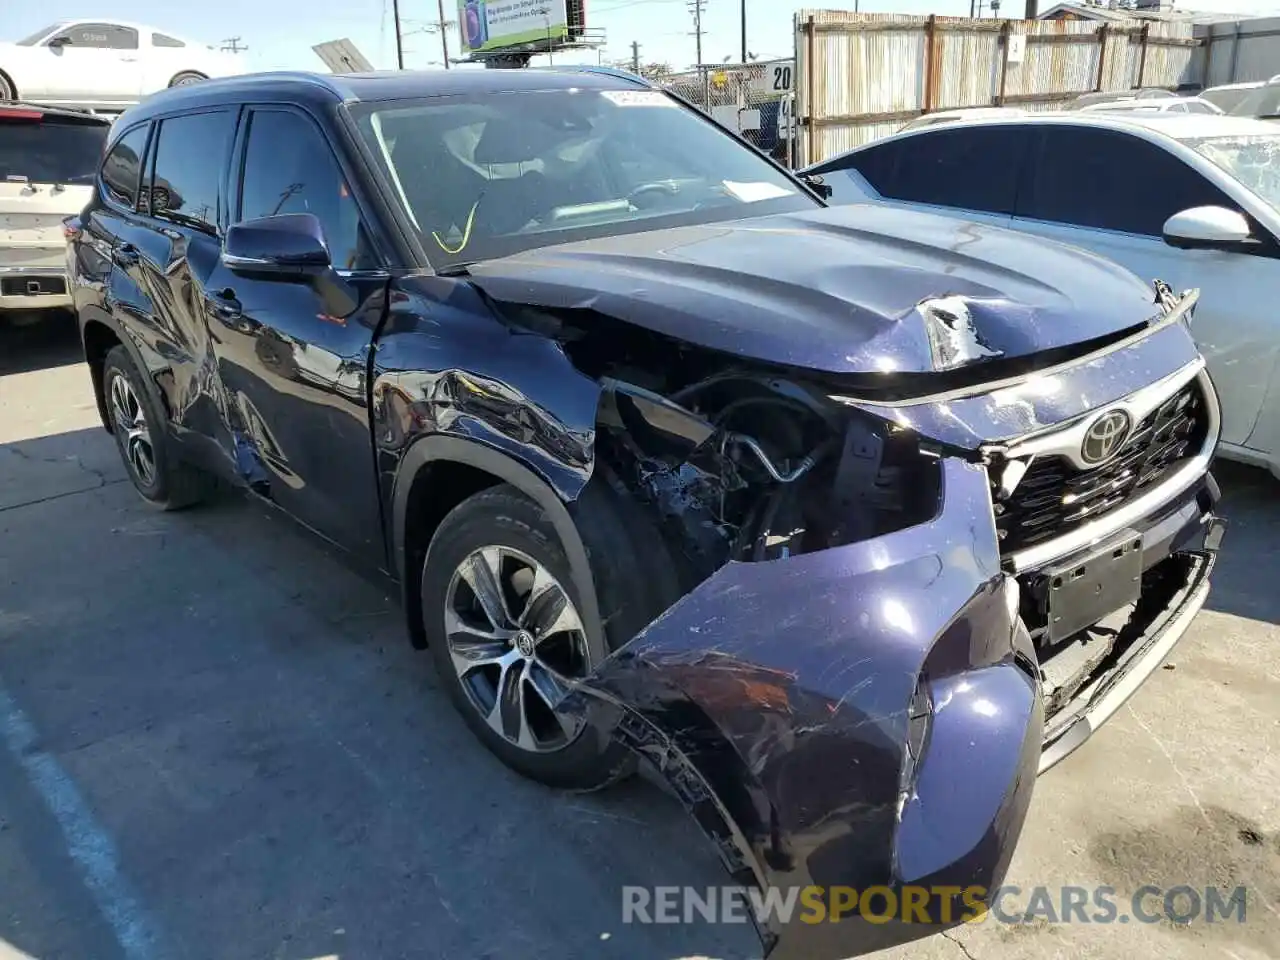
[8,0,1278,73]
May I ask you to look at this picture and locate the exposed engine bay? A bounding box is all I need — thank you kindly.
[594,372,943,590]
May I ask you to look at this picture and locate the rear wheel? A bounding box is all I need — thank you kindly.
[168,71,206,88]
[0,73,14,101]
[422,485,644,790]
[102,345,215,510]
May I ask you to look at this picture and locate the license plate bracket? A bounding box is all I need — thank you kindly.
[1045,532,1144,644]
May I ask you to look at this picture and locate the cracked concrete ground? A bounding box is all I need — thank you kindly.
[1,317,1278,960]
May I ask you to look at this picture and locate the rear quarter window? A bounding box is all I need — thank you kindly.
[102,124,149,208]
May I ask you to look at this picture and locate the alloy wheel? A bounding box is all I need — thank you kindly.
[109,373,156,488]
[443,545,590,753]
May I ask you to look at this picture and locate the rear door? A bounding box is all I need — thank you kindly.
[106,107,241,473]
[0,107,107,296]
[1011,124,1280,446]
[207,104,389,566]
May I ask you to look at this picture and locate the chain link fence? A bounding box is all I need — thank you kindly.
[656,61,799,167]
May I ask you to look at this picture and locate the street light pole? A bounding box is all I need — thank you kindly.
[393,0,405,68]
[438,0,451,68]
[741,0,747,63]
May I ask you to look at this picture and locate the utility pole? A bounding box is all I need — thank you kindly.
[631,40,641,73]
[393,0,405,68]
[437,0,451,68]
[740,0,747,63]
[688,0,706,68]
[220,37,246,53]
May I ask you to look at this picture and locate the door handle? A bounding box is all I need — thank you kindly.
[120,57,138,62]
[112,242,139,267]
[209,289,243,324]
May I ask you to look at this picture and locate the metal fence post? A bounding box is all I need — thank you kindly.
[997,20,1012,105]
[805,14,817,165]
[923,14,938,113]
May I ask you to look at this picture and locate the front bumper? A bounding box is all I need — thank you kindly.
[1037,482,1224,772]
[562,448,1221,959]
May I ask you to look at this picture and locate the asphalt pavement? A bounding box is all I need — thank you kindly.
[1,315,1277,960]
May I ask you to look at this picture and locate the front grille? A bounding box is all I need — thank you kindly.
[995,381,1208,556]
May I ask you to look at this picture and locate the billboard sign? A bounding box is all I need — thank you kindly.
[458,0,570,53]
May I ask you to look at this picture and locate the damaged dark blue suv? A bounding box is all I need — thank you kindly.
[68,67,1224,959]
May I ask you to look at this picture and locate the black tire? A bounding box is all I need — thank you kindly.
[102,345,215,510]
[168,71,206,88]
[0,72,14,101]
[422,483,664,791]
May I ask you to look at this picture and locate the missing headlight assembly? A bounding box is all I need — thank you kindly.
[595,373,944,591]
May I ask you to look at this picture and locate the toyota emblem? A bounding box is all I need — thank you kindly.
[1081,409,1132,465]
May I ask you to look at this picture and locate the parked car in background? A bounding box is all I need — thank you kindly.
[801,113,1280,478]
[71,69,1226,959]
[1201,78,1276,114]
[1079,96,1223,115]
[1226,76,1280,120]
[0,102,109,322]
[0,20,243,110]
[899,106,1028,131]
[1069,87,1178,109]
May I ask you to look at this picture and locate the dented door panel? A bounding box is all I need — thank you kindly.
[564,459,1043,958]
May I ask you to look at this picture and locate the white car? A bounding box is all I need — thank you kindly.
[0,102,110,320]
[1078,97,1223,116]
[801,113,1280,478]
[1,20,244,110]
[899,106,1029,132]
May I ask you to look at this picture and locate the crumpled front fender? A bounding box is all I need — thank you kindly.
[562,459,1043,959]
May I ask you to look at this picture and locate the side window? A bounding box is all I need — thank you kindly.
[823,140,898,195]
[1019,127,1235,236]
[149,111,235,233]
[238,109,372,270]
[102,124,149,209]
[878,127,1028,214]
[52,23,139,50]
[152,33,185,48]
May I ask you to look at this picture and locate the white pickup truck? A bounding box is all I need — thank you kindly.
[0,102,109,323]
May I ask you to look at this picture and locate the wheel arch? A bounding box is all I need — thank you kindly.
[392,435,602,652]
[81,310,129,433]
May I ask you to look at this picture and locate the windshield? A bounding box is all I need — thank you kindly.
[0,117,108,183]
[1185,134,1280,210]
[349,87,814,268]
[16,23,60,45]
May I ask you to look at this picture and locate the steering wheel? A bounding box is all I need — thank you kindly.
[627,181,680,206]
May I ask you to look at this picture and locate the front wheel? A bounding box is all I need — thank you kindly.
[421,486,635,790]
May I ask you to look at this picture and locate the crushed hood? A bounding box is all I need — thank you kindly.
[465,204,1163,376]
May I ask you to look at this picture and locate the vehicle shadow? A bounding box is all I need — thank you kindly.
[0,311,83,376]
[1203,460,1280,626]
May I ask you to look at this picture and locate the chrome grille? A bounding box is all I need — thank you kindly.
[995,381,1208,556]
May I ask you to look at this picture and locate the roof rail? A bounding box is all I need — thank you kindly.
[525,64,652,87]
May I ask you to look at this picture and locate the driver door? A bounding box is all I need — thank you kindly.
[35,22,143,104]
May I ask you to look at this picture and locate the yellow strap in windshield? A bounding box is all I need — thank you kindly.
[432,199,480,256]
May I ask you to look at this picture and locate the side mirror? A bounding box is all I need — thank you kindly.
[798,172,834,200]
[223,213,332,278]
[223,213,358,317]
[1163,205,1255,252]
[46,35,71,48]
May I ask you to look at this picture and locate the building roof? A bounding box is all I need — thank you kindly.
[1038,3,1248,24]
